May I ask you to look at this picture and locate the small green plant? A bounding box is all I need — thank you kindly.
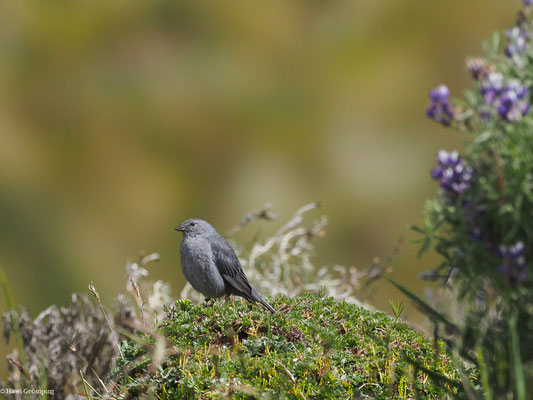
[389,299,405,322]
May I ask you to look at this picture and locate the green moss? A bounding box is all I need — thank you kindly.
[110,293,463,399]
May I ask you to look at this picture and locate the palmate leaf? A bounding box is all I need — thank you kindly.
[410,224,426,235]
[384,276,458,333]
[417,237,432,259]
[482,31,500,58]
[410,224,434,259]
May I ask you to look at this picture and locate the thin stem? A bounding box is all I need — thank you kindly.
[0,263,27,368]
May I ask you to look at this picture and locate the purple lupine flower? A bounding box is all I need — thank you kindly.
[480,73,530,122]
[505,27,527,58]
[431,150,474,195]
[524,0,532,6]
[430,85,450,102]
[497,241,527,283]
[426,84,455,126]
[469,227,482,242]
[480,72,504,105]
[466,58,489,80]
[498,80,530,121]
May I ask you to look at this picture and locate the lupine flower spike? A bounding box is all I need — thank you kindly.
[431,150,474,195]
[480,73,530,121]
[426,84,455,126]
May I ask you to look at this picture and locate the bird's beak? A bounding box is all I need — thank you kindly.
[174,224,186,232]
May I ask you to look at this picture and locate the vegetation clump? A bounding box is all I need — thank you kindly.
[111,293,462,399]
[411,1,533,397]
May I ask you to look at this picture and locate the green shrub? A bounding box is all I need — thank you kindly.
[109,293,462,399]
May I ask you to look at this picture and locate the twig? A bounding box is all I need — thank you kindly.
[248,202,322,267]
[8,358,41,400]
[277,360,296,384]
[128,276,146,328]
[227,203,277,237]
[69,343,109,395]
[0,263,27,368]
[88,283,123,357]
[276,202,321,236]
[79,369,96,399]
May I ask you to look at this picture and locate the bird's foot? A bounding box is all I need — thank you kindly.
[204,298,215,307]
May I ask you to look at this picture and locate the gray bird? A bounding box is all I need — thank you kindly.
[174,218,275,312]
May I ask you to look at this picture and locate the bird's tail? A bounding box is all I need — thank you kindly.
[251,288,276,313]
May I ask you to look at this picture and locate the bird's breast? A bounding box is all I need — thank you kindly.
[180,238,226,298]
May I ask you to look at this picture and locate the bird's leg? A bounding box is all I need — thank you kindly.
[204,297,215,307]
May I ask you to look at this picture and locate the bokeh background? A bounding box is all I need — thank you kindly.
[0,0,518,331]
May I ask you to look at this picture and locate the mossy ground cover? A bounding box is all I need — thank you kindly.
[110,293,464,399]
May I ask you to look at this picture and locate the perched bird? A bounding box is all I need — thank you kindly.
[174,218,275,312]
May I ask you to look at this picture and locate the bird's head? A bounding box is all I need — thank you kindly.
[174,218,215,237]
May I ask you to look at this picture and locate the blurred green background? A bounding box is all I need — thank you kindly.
[0,0,517,326]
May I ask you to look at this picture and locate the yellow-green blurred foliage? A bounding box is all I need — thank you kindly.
[0,0,516,320]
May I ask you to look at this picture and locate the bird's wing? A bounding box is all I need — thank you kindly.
[210,238,254,297]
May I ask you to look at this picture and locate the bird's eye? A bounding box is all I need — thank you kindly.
[190,222,196,227]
